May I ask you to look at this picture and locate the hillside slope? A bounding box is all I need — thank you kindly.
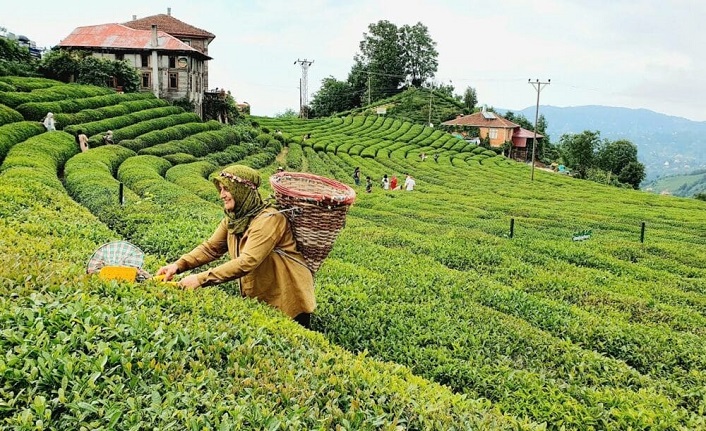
[513,105,706,181]
[2,77,705,430]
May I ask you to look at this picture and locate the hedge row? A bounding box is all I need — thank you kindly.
[0,121,45,163]
[0,103,23,126]
[165,161,220,204]
[0,84,114,108]
[1,142,534,429]
[63,106,184,138]
[0,76,63,91]
[16,92,157,121]
[52,98,169,129]
[137,126,241,157]
[120,120,223,152]
[63,145,138,215]
[0,130,77,190]
[0,81,15,92]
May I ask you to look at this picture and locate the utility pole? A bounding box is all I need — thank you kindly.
[529,79,550,181]
[294,59,314,118]
[427,89,433,126]
[367,74,371,106]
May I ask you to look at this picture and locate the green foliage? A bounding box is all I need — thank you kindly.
[2,79,706,430]
[399,22,439,87]
[310,76,356,117]
[16,92,157,121]
[0,37,38,77]
[0,103,23,125]
[559,130,600,178]
[462,86,478,113]
[0,120,45,162]
[0,83,114,108]
[0,76,62,91]
[618,160,646,189]
[39,48,81,82]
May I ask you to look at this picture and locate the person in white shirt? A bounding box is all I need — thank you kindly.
[42,112,56,131]
[404,174,416,191]
[381,174,390,190]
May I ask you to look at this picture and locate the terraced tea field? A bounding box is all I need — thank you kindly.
[1,77,705,430]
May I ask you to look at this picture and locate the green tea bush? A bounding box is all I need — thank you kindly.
[138,127,239,158]
[0,84,113,108]
[64,106,184,138]
[0,76,62,91]
[0,103,23,125]
[119,120,223,152]
[59,98,169,127]
[0,121,44,163]
[0,131,76,190]
[15,92,157,120]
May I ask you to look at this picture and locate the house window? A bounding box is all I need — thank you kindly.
[169,72,178,89]
[169,56,176,68]
[115,53,124,61]
[142,72,151,88]
[488,128,498,139]
[141,54,149,67]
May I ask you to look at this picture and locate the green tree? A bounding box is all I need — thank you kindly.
[617,160,646,189]
[559,130,601,178]
[596,139,639,175]
[310,76,355,117]
[462,86,477,113]
[355,20,405,103]
[0,37,38,76]
[39,48,82,82]
[112,60,140,93]
[399,22,438,87]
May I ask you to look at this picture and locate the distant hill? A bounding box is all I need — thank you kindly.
[641,169,706,197]
[509,105,706,182]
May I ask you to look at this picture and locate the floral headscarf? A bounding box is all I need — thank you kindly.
[211,165,270,234]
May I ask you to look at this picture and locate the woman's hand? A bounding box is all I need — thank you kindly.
[156,263,179,280]
[178,274,201,290]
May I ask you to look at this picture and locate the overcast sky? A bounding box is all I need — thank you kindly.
[3,0,705,122]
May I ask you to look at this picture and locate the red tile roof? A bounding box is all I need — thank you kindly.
[58,24,210,59]
[124,14,215,40]
[513,127,544,139]
[441,111,519,129]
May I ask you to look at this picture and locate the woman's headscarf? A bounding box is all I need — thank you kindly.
[211,165,270,234]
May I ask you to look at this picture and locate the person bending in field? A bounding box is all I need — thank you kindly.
[156,165,315,328]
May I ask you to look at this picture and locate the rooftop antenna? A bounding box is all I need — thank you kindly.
[294,59,314,118]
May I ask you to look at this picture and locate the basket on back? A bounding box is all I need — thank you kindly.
[270,172,356,273]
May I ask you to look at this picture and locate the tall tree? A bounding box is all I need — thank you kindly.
[310,76,355,117]
[595,139,639,175]
[559,130,601,178]
[355,20,405,104]
[399,22,438,87]
[462,86,477,113]
[618,160,646,189]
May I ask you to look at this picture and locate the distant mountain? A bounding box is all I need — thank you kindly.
[507,105,706,182]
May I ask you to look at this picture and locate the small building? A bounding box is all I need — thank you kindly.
[57,9,214,117]
[441,110,543,161]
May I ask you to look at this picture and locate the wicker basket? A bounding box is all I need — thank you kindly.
[270,172,356,273]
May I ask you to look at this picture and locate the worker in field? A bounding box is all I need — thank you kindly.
[156,165,315,328]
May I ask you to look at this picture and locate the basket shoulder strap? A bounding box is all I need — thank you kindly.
[273,248,313,273]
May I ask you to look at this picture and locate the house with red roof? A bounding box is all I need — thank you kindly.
[58,8,214,117]
[441,110,543,161]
